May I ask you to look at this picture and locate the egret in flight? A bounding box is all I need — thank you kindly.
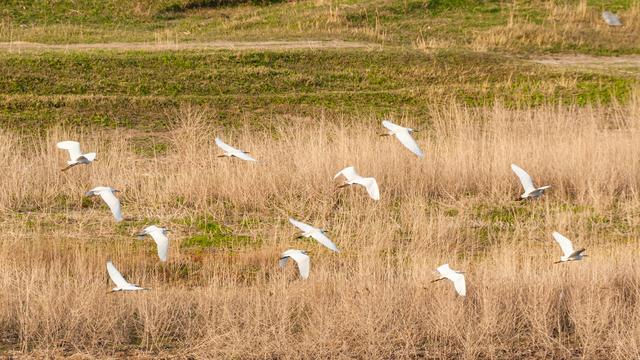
[215,137,256,162]
[553,231,587,263]
[85,186,123,222]
[279,249,310,279]
[334,166,380,200]
[56,141,96,171]
[602,11,622,26]
[107,261,147,292]
[289,218,339,252]
[431,264,466,296]
[137,225,170,262]
[380,120,424,158]
[510,164,550,200]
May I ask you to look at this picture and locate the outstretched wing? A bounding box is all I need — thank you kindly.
[234,151,257,162]
[355,177,380,200]
[149,230,169,262]
[56,141,82,161]
[602,11,622,26]
[288,251,310,279]
[289,218,316,233]
[81,152,97,162]
[107,261,131,288]
[436,264,454,277]
[395,130,424,158]
[334,166,358,181]
[553,232,575,257]
[215,137,237,153]
[216,137,256,161]
[99,190,123,222]
[451,273,466,296]
[311,232,339,252]
[382,120,404,132]
[510,164,536,194]
[437,264,466,296]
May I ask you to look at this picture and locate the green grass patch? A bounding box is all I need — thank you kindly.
[0,49,635,131]
[181,216,258,250]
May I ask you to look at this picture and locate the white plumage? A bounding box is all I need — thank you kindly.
[334,166,380,200]
[553,231,587,263]
[510,164,550,199]
[107,261,146,292]
[279,249,310,279]
[56,140,97,171]
[85,186,123,222]
[289,218,339,252]
[137,225,170,262]
[432,263,466,296]
[602,11,622,26]
[215,137,257,162]
[381,120,424,158]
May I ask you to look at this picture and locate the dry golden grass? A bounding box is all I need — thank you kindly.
[472,1,640,53]
[0,98,640,357]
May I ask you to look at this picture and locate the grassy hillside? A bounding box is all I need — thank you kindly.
[1,0,639,54]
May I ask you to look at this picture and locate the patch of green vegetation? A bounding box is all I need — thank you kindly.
[181,216,258,250]
[444,208,459,217]
[130,137,169,157]
[473,203,535,226]
[0,49,635,131]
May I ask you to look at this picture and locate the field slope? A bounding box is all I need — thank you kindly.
[0,0,639,358]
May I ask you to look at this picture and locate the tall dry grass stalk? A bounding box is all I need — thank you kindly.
[0,99,639,357]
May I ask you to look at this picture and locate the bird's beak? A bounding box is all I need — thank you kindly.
[113,189,121,193]
[217,154,225,158]
[379,133,390,137]
[337,184,349,189]
[430,278,443,283]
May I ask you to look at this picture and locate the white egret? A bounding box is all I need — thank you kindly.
[56,141,97,171]
[279,249,310,280]
[137,225,170,262]
[602,11,622,26]
[431,264,466,296]
[510,164,550,200]
[107,261,147,292]
[288,218,339,252]
[553,231,587,263]
[334,166,380,200]
[380,120,424,158]
[85,186,123,222]
[215,137,256,162]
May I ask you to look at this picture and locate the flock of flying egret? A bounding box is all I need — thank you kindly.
[57,119,584,296]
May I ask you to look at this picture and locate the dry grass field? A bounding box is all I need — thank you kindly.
[2,0,640,358]
[0,98,639,358]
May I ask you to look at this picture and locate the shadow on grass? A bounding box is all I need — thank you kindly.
[157,0,286,19]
